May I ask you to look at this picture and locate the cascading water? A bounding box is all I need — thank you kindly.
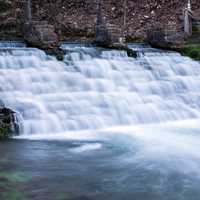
[0,41,26,48]
[1,42,200,138]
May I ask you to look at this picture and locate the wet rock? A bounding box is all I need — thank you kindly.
[0,107,19,140]
[45,47,65,61]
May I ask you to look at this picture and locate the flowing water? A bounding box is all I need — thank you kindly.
[1,42,200,199]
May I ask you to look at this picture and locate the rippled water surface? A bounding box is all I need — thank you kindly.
[1,120,200,200]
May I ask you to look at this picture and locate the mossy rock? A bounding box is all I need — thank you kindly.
[0,122,11,140]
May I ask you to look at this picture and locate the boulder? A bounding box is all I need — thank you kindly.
[0,107,20,139]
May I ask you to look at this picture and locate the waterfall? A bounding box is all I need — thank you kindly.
[0,41,26,48]
[0,42,200,136]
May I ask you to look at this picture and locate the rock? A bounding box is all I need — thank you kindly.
[23,21,59,50]
[96,23,125,47]
[45,48,65,61]
[147,27,185,49]
[95,20,136,58]
[0,107,20,140]
[95,24,110,46]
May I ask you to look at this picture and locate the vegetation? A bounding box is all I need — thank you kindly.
[179,44,200,61]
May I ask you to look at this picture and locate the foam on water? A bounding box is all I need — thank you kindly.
[69,143,102,153]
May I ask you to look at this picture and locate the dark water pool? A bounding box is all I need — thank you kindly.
[0,136,200,200]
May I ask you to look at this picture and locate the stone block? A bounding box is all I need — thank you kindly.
[23,21,58,50]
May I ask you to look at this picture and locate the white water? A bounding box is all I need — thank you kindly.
[1,43,200,138]
[69,143,102,153]
[0,41,26,48]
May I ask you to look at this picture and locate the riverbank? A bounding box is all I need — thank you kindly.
[176,44,200,61]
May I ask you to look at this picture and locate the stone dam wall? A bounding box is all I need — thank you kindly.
[0,0,200,42]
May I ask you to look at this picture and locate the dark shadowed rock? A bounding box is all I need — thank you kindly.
[0,107,20,139]
[45,47,65,61]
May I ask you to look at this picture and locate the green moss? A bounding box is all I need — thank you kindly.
[181,44,200,61]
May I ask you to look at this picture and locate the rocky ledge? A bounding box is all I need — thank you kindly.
[0,107,20,140]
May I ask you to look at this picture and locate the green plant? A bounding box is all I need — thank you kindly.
[179,44,200,61]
